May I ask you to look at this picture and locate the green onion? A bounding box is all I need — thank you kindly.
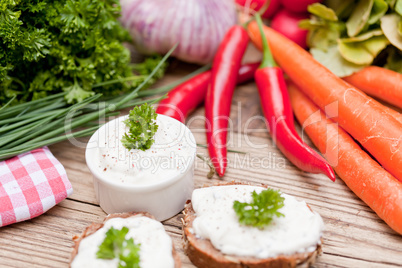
[0,45,208,160]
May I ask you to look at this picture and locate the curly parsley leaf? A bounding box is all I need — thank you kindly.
[233,189,285,229]
[97,226,129,259]
[131,55,168,87]
[121,103,158,151]
[97,226,141,268]
[118,238,141,268]
[0,0,166,106]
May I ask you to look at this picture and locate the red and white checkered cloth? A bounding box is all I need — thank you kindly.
[0,147,72,227]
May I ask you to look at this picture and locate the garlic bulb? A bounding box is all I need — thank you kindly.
[120,0,238,64]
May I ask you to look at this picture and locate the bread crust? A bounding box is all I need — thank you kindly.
[182,181,322,268]
[70,212,181,268]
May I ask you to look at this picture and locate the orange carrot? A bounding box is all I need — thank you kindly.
[248,21,402,182]
[343,66,402,109]
[373,99,402,125]
[288,82,402,235]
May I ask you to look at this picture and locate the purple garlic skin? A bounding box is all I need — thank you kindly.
[120,0,237,64]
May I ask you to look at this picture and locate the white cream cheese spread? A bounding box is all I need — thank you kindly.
[71,216,175,268]
[90,114,196,185]
[191,185,324,259]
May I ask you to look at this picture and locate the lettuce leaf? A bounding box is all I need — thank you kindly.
[368,0,389,24]
[308,3,338,21]
[346,0,374,37]
[311,45,366,77]
[385,47,402,73]
[381,13,402,49]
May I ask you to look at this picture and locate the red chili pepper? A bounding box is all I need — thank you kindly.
[237,62,261,83]
[156,71,210,123]
[205,25,250,177]
[156,62,259,123]
[254,14,336,181]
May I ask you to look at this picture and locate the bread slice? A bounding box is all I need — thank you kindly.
[182,182,322,268]
[71,212,181,268]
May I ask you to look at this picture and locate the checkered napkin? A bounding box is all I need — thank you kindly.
[0,147,73,227]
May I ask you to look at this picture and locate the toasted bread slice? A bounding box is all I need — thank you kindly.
[182,182,322,268]
[71,212,181,268]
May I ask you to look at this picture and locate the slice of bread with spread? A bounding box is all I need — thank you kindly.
[183,182,323,268]
[71,212,181,268]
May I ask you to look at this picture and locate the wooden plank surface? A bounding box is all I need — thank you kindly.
[0,61,401,268]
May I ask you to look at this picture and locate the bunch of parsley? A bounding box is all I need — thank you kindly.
[0,0,164,106]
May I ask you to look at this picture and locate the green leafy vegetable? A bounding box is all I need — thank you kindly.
[340,29,384,42]
[308,3,338,21]
[346,0,374,37]
[97,227,130,259]
[299,18,327,30]
[381,13,402,50]
[325,0,356,19]
[306,22,344,51]
[0,0,166,106]
[338,35,389,64]
[118,238,141,268]
[121,103,159,151]
[304,0,402,75]
[129,55,168,87]
[368,0,389,24]
[97,226,141,268]
[386,0,397,9]
[399,19,402,35]
[299,16,345,51]
[385,47,402,72]
[310,46,365,77]
[233,189,285,229]
[395,0,402,15]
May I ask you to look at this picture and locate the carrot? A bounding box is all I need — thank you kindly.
[374,100,402,125]
[343,66,402,109]
[247,21,402,181]
[288,82,402,235]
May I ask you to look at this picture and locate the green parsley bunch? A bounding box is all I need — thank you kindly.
[0,0,164,106]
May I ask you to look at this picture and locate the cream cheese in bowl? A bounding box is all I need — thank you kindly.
[86,114,196,220]
[96,115,195,185]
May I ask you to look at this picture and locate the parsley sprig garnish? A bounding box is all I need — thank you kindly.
[97,226,141,268]
[121,103,158,151]
[233,189,285,229]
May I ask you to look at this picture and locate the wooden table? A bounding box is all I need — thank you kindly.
[1,61,401,268]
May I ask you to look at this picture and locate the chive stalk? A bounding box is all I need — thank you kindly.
[0,45,210,160]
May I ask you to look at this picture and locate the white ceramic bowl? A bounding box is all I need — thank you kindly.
[85,114,196,221]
